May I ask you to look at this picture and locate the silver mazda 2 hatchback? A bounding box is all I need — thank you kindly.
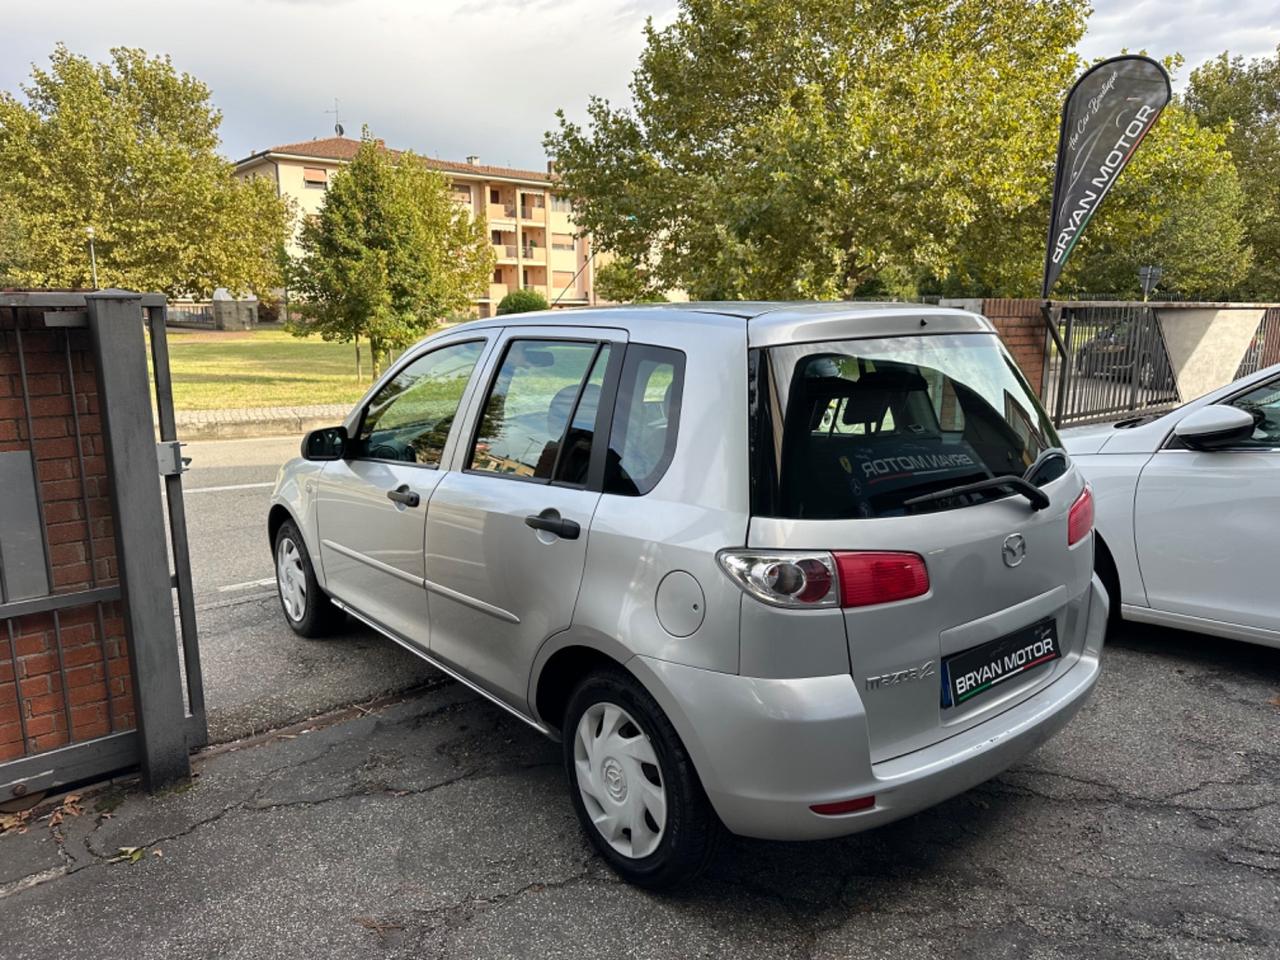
[268,302,1108,887]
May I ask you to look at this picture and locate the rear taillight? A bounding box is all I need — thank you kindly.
[834,551,930,608]
[1068,486,1094,546]
[716,551,839,608]
[717,549,929,609]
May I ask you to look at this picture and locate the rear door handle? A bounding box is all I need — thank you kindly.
[386,484,420,508]
[524,508,580,540]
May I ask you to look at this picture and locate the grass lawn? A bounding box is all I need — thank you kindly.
[162,328,387,411]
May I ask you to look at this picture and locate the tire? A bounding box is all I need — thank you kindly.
[273,520,344,638]
[1138,357,1155,389]
[563,668,722,889]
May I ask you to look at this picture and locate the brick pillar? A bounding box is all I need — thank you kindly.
[982,298,1049,397]
[0,309,132,761]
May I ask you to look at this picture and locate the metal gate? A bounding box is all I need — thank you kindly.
[1234,307,1280,380]
[1042,302,1181,426]
[0,290,204,799]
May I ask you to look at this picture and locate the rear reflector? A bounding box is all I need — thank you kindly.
[1068,486,1094,546]
[810,795,876,816]
[834,551,929,608]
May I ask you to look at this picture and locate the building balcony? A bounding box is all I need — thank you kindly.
[489,283,509,301]
[488,203,517,222]
[521,246,546,262]
[493,244,517,261]
[520,205,545,223]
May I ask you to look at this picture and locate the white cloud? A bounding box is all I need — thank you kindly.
[2,0,1276,168]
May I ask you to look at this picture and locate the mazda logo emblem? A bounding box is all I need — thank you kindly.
[1002,533,1027,568]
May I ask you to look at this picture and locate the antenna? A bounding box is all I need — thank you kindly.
[325,98,343,137]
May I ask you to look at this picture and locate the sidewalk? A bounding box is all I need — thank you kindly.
[172,403,350,441]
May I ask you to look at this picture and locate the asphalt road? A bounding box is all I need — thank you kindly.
[180,436,434,743]
[4,619,1277,959]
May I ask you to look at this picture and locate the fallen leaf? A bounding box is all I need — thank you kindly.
[1267,695,1280,707]
[111,846,146,864]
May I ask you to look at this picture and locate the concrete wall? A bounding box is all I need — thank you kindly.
[1154,307,1263,400]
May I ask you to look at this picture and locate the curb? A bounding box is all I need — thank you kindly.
[171,413,343,442]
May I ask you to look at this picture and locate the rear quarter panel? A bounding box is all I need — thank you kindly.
[569,315,750,676]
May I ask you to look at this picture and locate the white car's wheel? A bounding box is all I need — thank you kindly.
[276,536,307,623]
[562,668,721,888]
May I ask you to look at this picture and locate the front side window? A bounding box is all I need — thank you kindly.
[353,340,485,466]
[753,334,1061,519]
[604,346,684,496]
[470,339,605,481]
[1230,376,1280,448]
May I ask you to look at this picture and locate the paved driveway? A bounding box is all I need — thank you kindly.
[2,619,1276,959]
[179,436,434,742]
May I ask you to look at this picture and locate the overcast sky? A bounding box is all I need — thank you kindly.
[4,0,1278,170]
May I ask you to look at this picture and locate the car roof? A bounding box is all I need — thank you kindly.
[463,301,994,346]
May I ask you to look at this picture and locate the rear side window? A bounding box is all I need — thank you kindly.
[752,334,1060,519]
[469,339,607,482]
[604,346,684,496]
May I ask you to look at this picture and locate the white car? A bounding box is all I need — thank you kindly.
[1063,362,1280,649]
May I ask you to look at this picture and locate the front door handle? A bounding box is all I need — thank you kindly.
[524,508,580,540]
[386,484,420,508]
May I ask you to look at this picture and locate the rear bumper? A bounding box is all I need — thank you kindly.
[631,575,1108,841]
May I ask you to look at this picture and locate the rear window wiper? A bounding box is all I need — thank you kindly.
[903,475,1051,512]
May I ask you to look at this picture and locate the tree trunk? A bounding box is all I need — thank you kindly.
[355,341,362,381]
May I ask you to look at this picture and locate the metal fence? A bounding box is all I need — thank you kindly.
[1234,307,1280,380]
[1,291,204,799]
[166,303,215,329]
[1042,303,1181,426]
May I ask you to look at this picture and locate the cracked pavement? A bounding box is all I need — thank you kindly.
[1,620,1277,959]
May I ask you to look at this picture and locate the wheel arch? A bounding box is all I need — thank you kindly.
[529,628,637,733]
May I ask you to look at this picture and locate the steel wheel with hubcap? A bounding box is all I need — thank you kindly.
[276,536,307,623]
[273,519,343,638]
[574,702,667,859]
[563,668,721,888]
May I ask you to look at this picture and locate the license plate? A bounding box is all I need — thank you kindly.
[941,618,1060,709]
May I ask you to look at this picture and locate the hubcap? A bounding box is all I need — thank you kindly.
[276,537,307,622]
[573,702,667,859]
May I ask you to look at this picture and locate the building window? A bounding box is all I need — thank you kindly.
[551,194,573,213]
[490,188,500,204]
[451,183,472,202]
[493,269,503,283]
[552,233,576,251]
[302,167,328,188]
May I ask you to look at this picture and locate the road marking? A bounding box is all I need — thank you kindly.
[217,577,277,593]
[184,481,275,494]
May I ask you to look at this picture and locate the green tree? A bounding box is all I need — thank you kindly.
[594,256,667,303]
[1056,102,1250,299]
[0,45,290,296]
[546,0,1089,300]
[288,132,493,374]
[496,288,549,314]
[1185,47,1280,298]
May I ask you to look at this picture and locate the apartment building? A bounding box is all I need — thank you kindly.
[234,136,596,316]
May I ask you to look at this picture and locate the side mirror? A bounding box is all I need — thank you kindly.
[1173,404,1255,450]
[301,425,348,461]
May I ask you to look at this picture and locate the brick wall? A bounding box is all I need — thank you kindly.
[0,310,134,761]
[981,299,1048,397]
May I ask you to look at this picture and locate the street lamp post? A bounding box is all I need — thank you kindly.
[86,226,99,289]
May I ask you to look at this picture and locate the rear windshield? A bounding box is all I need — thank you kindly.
[750,334,1061,519]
